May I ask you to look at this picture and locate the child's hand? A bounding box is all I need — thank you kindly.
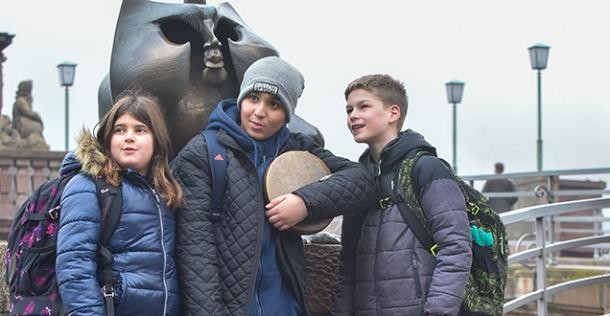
[265,193,308,231]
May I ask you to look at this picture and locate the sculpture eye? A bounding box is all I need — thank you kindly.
[158,18,203,45]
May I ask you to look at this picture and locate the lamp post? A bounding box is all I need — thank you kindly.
[57,61,77,151]
[0,32,15,115]
[445,80,465,174]
[528,43,550,171]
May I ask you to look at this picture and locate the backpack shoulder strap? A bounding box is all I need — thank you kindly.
[95,178,123,245]
[94,177,123,316]
[203,129,227,222]
[393,150,439,256]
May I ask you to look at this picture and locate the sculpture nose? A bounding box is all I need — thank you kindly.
[203,21,224,69]
[157,6,225,72]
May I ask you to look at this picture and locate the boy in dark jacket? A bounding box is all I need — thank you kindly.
[333,74,473,316]
[172,56,374,316]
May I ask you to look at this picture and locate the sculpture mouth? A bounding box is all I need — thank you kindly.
[203,39,224,69]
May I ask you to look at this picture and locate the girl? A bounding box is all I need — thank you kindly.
[56,90,182,315]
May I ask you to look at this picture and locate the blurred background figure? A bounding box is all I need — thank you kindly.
[482,162,518,213]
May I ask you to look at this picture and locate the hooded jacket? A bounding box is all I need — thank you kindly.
[209,98,299,316]
[333,129,472,316]
[56,131,180,316]
[172,99,375,316]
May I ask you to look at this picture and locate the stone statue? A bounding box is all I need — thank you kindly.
[11,80,49,150]
[98,0,323,157]
[0,114,22,150]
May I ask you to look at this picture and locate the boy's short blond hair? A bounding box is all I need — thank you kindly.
[344,74,408,131]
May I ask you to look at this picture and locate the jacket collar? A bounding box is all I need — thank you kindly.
[359,129,437,175]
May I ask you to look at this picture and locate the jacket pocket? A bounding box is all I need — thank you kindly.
[471,243,498,273]
[17,245,56,296]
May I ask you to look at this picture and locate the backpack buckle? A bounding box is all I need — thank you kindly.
[379,197,394,209]
[468,202,480,216]
[48,206,60,220]
[102,284,114,297]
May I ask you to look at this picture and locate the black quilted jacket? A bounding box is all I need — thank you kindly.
[172,129,375,316]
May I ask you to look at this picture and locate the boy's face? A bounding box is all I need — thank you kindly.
[345,88,399,147]
[240,92,286,140]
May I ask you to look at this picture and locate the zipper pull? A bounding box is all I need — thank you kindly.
[151,188,161,204]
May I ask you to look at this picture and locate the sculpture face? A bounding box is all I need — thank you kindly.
[99,0,278,155]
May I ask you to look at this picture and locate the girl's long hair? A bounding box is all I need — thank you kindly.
[95,89,183,209]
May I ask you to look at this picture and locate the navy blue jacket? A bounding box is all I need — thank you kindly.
[56,133,180,316]
[208,99,300,315]
[173,99,375,316]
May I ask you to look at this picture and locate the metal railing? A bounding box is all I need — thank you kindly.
[499,197,610,314]
[461,167,610,199]
[460,168,610,314]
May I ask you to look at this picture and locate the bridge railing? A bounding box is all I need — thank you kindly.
[499,197,610,315]
[462,167,610,258]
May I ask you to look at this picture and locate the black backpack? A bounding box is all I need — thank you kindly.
[380,150,508,316]
[5,171,123,316]
[202,129,228,223]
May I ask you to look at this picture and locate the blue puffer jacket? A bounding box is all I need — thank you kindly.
[56,132,180,316]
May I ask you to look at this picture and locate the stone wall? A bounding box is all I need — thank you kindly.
[506,260,610,314]
[0,150,65,239]
[0,242,7,313]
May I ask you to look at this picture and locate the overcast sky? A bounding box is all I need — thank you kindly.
[1,0,609,182]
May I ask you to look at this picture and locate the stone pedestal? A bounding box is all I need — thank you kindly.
[304,243,341,316]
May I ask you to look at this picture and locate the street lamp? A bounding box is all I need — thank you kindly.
[0,32,15,116]
[445,80,465,174]
[57,61,77,151]
[528,43,550,171]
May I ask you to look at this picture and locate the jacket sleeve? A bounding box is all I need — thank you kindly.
[172,136,222,316]
[56,175,105,315]
[293,144,375,220]
[414,156,472,316]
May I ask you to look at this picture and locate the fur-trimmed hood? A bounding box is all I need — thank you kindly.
[59,129,107,177]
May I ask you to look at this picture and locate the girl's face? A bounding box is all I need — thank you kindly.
[110,113,154,176]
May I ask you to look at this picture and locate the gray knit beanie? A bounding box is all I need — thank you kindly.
[237,56,304,123]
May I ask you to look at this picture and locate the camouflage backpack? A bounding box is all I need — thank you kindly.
[387,150,508,316]
[5,171,122,316]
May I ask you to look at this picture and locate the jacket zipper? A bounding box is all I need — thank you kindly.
[411,255,424,314]
[239,152,266,315]
[374,208,383,314]
[255,153,267,315]
[150,187,169,316]
[374,158,383,314]
[255,253,264,316]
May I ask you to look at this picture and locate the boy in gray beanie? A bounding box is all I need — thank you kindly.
[173,56,374,316]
